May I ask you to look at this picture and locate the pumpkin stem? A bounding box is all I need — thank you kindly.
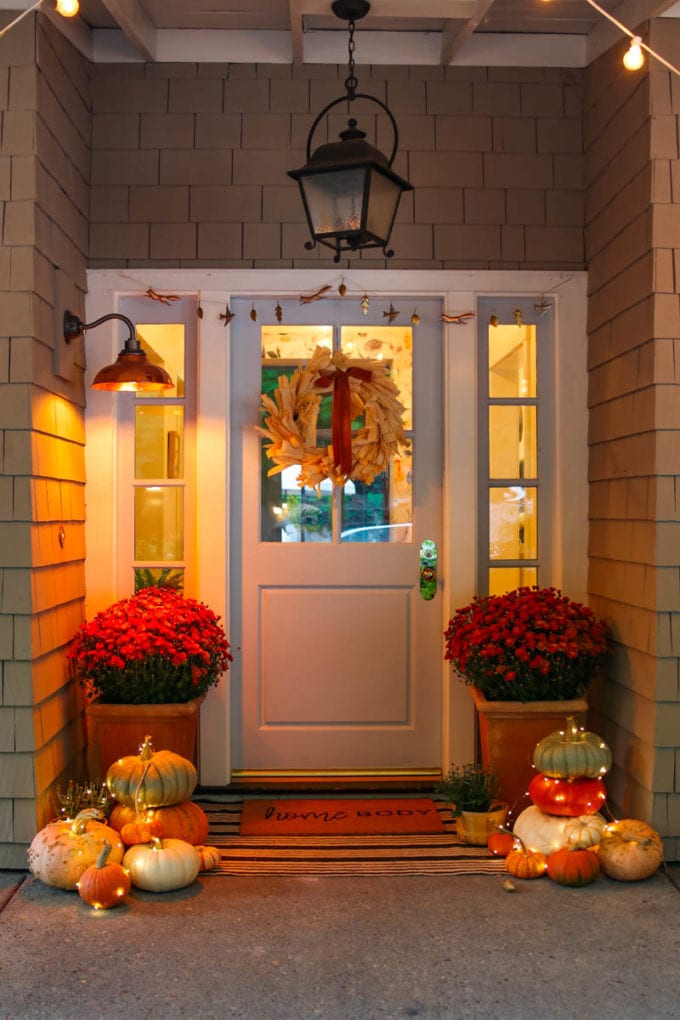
[564,715,579,742]
[71,808,104,835]
[150,836,163,852]
[139,735,155,761]
[96,840,112,869]
[134,760,153,817]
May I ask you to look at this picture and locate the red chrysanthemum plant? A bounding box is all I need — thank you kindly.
[67,587,233,705]
[444,586,609,702]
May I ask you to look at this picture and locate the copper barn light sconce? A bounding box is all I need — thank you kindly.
[288,0,413,262]
[63,310,173,392]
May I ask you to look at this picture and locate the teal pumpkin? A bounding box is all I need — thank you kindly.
[533,716,612,780]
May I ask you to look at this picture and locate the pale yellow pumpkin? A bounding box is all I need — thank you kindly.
[27,809,125,890]
[562,814,606,849]
[598,818,664,881]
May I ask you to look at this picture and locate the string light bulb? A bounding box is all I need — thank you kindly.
[56,0,79,15]
[623,36,644,71]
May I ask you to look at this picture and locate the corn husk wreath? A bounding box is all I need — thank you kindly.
[257,345,407,488]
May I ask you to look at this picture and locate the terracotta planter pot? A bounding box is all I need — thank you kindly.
[85,697,204,777]
[469,686,588,814]
[455,803,508,846]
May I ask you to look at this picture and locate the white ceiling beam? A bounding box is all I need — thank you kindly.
[440,0,496,64]
[98,0,157,61]
[289,0,304,65]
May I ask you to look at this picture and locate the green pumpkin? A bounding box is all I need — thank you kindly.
[106,735,197,809]
[533,716,612,780]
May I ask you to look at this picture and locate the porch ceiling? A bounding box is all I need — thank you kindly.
[38,0,680,66]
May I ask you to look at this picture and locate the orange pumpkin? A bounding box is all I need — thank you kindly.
[110,800,209,846]
[505,845,547,879]
[77,841,131,909]
[528,774,607,817]
[547,846,601,886]
[487,832,514,857]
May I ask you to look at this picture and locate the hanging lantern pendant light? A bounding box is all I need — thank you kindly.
[288,0,413,263]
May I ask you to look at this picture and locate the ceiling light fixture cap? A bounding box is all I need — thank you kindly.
[331,0,370,22]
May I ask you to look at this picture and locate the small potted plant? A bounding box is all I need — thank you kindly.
[67,586,233,775]
[436,764,507,846]
[444,586,610,810]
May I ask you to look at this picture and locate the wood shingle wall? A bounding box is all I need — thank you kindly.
[0,14,90,867]
[585,22,680,860]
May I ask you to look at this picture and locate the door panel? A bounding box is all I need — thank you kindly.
[230,297,443,774]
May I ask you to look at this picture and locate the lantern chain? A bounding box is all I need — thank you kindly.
[344,17,358,103]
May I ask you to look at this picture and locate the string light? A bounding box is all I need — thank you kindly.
[542,0,680,78]
[623,36,644,71]
[0,0,79,40]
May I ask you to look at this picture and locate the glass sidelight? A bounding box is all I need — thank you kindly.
[259,321,413,544]
[479,300,553,595]
[119,308,196,595]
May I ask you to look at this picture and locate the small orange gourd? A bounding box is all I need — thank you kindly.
[77,841,131,909]
[120,817,163,846]
[504,842,547,880]
[196,845,221,871]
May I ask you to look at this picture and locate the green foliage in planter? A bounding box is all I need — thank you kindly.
[53,779,113,820]
[436,764,501,816]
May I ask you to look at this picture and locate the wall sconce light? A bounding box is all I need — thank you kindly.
[288,0,413,263]
[63,310,173,392]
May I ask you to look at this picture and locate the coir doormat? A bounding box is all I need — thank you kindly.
[239,797,446,836]
[196,800,506,876]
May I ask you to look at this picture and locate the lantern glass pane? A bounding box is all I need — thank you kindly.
[366,170,401,240]
[303,168,367,235]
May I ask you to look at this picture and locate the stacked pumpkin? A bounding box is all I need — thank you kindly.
[27,735,222,909]
[509,717,664,885]
[105,735,221,895]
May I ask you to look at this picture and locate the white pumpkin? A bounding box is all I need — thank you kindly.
[513,805,607,856]
[123,837,201,892]
[563,813,606,849]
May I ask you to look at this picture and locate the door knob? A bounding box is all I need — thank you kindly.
[419,539,437,600]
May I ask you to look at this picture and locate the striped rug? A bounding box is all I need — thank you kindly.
[197,799,506,877]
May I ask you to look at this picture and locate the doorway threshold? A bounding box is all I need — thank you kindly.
[206,768,441,795]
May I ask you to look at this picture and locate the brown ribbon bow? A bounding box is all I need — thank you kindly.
[316,366,372,477]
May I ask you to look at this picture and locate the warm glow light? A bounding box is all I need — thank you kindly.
[56,0,79,16]
[623,36,644,71]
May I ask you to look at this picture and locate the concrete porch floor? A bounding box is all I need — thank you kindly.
[1,865,679,1019]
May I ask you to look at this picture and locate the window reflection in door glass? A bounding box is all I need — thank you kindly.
[259,322,413,544]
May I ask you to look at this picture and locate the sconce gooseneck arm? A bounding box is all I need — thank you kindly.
[63,310,142,353]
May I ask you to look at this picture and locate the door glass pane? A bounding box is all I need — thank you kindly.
[488,323,536,398]
[135,486,183,560]
[341,440,413,543]
[260,324,334,544]
[135,406,184,479]
[489,405,536,479]
[489,486,537,560]
[135,324,185,398]
[133,567,185,592]
[341,325,413,429]
[488,566,537,595]
[261,451,332,543]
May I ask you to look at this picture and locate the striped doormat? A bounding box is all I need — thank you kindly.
[197,799,506,877]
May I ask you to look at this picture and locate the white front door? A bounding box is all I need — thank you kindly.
[230,296,444,776]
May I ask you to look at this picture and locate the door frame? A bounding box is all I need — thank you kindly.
[83,268,589,786]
